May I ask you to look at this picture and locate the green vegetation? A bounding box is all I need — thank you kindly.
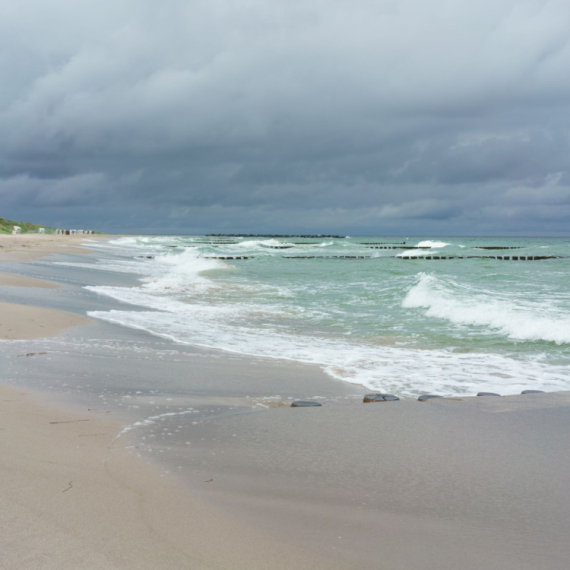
[0,216,56,234]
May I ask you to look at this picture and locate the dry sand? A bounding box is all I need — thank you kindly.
[0,301,91,340]
[0,233,104,262]
[0,235,94,339]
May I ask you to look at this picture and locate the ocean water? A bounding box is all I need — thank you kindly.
[62,236,570,397]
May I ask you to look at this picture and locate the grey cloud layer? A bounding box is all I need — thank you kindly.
[1,0,570,233]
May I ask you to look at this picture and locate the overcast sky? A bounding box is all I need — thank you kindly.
[1,0,570,235]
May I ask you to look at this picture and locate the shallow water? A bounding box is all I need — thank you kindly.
[66,235,570,397]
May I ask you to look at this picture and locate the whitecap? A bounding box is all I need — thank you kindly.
[415,240,451,248]
[403,273,570,345]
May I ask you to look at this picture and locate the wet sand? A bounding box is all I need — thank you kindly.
[0,271,60,288]
[184,392,570,569]
[1,234,570,569]
[0,384,347,570]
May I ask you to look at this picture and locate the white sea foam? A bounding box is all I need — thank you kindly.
[237,239,279,248]
[55,259,156,275]
[87,305,570,397]
[141,251,228,294]
[403,273,570,345]
[396,249,435,258]
[415,240,450,248]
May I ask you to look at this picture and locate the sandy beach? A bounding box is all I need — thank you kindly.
[1,234,570,569]
[0,233,95,262]
[0,235,350,569]
[1,383,353,570]
[0,234,93,340]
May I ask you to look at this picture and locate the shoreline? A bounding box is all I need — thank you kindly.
[1,234,570,569]
[0,233,359,568]
[0,232,349,568]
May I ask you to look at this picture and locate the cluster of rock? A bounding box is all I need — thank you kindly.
[290,390,546,407]
[361,390,546,402]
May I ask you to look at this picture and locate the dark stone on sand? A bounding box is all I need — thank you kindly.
[418,394,443,402]
[477,392,501,397]
[363,393,400,403]
[291,400,322,407]
[521,390,545,394]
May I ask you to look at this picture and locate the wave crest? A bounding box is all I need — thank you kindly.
[403,273,570,344]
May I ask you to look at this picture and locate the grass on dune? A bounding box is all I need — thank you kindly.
[0,216,56,234]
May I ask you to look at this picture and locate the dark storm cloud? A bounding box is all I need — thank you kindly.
[1,0,570,233]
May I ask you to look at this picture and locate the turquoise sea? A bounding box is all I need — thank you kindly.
[64,236,570,397]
